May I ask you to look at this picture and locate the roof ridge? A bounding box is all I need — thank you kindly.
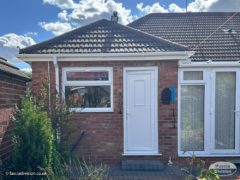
[20,19,109,54]
[0,58,19,70]
[20,18,189,54]
[128,12,238,27]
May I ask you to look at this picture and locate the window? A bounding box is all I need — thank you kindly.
[180,70,205,153]
[179,69,240,156]
[62,67,113,112]
[183,71,203,80]
[181,85,204,151]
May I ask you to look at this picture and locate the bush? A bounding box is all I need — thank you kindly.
[182,153,219,180]
[9,96,54,172]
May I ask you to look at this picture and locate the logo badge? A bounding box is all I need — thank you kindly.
[209,161,237,177]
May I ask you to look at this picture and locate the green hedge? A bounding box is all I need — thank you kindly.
[10,96,53,172]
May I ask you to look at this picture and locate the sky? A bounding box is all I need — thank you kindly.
[0,0,240,71]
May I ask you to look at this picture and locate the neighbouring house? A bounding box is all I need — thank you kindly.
[0,57,30,161]
[18,12,240,165]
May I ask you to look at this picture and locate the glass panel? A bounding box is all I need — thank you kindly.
[181,85,204,151]
[67,71,109,81]
[215,72,236,149]
[65,86,111,108]
[183,71,203,80]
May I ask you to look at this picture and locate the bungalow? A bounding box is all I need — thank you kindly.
[17,12,240,165]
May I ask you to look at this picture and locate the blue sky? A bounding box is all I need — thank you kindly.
[0,0,239,70]
[0,0,190,42]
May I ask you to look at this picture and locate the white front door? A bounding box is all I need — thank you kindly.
[124,67,158,155]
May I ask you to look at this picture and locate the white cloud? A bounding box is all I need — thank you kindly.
[39,0,240,35]
[0,33,36,69]
[42,0,134,28]
[58,10,69,21]
[169,3,185,13]
[43,0,76,9]
[187,0,218,12]
[169,0,239,13]
[68,0,133,25]
[39,21,72,35]
[208,0,240,12]
[136,2,168,14]
[136,0,240,15]
[0,33,36,49]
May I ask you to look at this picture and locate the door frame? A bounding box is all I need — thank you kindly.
[210,68,240,154]
[123,67,159,155]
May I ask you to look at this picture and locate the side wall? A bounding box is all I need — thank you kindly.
[32,60,179,164]
[0,75,27,161]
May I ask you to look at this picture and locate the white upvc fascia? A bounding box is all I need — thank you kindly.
[17,51,195,62]
[179,59,240,67]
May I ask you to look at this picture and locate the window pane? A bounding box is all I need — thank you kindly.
[65,86,111,108]
[67,71,109,81]
[215,72,236,149]
[181,85,204,151]
[183,71,203,80]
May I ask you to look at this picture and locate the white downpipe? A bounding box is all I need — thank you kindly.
[48,61,51,111]
[53,56,59,96]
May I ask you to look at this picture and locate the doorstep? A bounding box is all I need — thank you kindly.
[121,160,164,171]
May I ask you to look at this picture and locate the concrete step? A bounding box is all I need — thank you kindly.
[121,160,164,171]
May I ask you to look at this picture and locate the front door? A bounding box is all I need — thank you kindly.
[124,67,158,155]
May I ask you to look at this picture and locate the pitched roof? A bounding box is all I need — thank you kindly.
[19,19,188,54]
[129,12,240,61]
[0,57,30,81]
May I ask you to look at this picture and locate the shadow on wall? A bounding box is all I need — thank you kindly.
[0,108,14,163]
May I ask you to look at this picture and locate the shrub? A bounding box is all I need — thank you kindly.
[9,96,54,172]
[182,153,219,180]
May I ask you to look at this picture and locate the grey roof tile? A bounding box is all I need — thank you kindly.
[0,57,30,81]
[19,19,188,54]
[129,12,240,61]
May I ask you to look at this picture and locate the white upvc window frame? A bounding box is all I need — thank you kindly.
[210,68,240,155]
[178,67,240,157]
[62,67,113,113]
[178,69,208,157]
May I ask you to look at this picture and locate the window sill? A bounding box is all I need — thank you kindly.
[122,153,162,156]
[178,152,240,157]
[69,108,113,113]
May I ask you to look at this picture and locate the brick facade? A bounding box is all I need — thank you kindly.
[33,61,239,166]
[32,61,182,165]
[0,75,27,161]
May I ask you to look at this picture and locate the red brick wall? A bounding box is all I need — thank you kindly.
[32,61,181,165]
[0,75,27,161]
[31,61,240,166]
